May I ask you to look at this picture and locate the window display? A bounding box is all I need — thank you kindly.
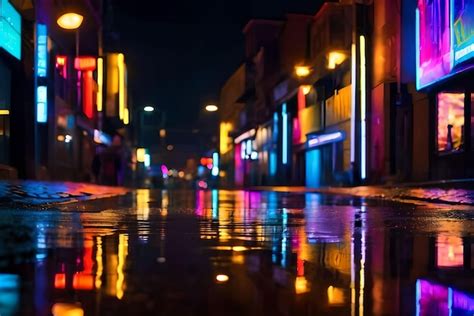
[437,92,464,152]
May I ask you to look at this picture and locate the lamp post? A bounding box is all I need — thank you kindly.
[57,12,84,57]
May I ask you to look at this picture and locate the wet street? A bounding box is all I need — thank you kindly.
[0,190,473,316]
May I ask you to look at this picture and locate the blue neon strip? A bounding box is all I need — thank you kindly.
[36,86,47,123]
[282,103,288,165]
[0,0,22,60]
[36,24,48,77]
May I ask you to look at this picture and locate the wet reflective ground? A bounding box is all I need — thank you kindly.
[0,190,473,316]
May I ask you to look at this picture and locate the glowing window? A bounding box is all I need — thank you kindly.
[437,92,464,152]
[436,235,464,268]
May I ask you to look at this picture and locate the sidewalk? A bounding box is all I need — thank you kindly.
[0,181,129,207]
[249,180,474,206]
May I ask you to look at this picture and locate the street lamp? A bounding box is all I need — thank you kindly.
[144,106,155,112]
[57,13,83,30]
[57,12,84,57]
[205,104,218,112]
[295,65,311,78]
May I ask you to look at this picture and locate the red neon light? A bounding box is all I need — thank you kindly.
[83,71,94,119]
[74,57,96,71]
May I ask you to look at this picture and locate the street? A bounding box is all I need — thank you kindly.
[0,189,473,316]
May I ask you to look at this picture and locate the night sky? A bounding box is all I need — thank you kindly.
[113,0,323,128]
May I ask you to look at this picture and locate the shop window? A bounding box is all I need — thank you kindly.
[437,92,464,152]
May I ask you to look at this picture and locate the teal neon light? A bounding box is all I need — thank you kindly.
[36,24,47,77]
[282,103,288,165]
[0,0,21,60]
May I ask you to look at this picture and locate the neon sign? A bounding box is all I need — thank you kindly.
[36,24,48,77]
[0,0,21,60]
[416,0,474,89]
[307,131,344,148]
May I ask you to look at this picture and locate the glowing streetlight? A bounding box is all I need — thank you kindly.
[205,104,218,112]
[144,106,154,112]
[57,13,83,30]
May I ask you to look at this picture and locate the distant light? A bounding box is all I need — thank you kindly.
[64,135,72,143]
[301,85,312,95]
[156,257,166,263]
[212,152,219,176]
[216,274,229,283]
[328,51,347,69]
[167,145,174,151]
[118,54,125,121]
[178,171,185,178]
[250,151,258,160]
[198,180,208,189]
[144,106,154,112]
[51,303,84,316]
[0,110,10,115]
[144,154,151,167]
[74,57,96,71]
[57,13,84,30]
[205,104,218,112]
[295,65,311,78]
[295,276,309,294]
[234,128,256,144]
[136,148,146,163]
[159,129,166,138]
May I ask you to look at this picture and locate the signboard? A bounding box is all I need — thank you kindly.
[0,0,21,60]
[416,0,474,89]
[453,0,474,65]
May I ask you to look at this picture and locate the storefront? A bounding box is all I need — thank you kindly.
[0,0,21,168]
[416,0,474,180]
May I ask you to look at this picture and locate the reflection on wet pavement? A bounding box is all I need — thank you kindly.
[0,190,473,315]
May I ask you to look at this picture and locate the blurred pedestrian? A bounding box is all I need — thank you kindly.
[99,135,124,186]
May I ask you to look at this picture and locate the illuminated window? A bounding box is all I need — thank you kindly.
[436,235,463,268]
[437,92,464,152]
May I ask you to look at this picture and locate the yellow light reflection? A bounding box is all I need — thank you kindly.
[232,246,248,252]
[161,190,169,216]
[295,276,310,294]
[328,286,345,305]
[97,57,103,111]
[116,234,128,300]
[95,236,103,289]
[0,110,10,115]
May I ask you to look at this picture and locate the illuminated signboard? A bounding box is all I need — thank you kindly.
[416,279,474,315]
[307,131,345,148]
[36,24,47,77]
[416,0,474,89]
[0,0,21,60]
[453,0,474,65]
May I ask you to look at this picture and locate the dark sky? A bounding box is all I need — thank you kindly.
[113,0,322,128]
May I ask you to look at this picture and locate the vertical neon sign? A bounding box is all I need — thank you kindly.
[359,36,367,180]
[36,24,47,77]
[36,23,48,123]
[350,43,356,164]
[282,103,288,165]
[212,152,219,176]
